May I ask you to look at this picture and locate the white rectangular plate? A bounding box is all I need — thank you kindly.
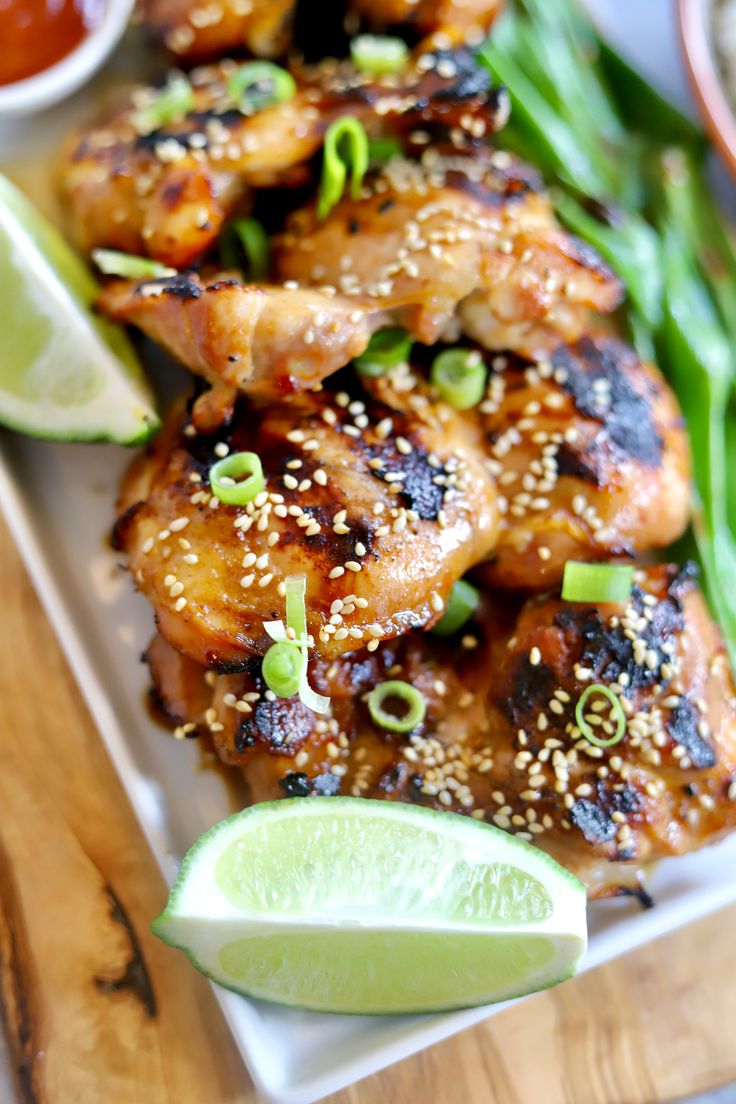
[2,3,736,1100]
[3,401,736,1104]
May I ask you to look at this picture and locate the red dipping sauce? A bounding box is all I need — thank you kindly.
[0,0,105,86]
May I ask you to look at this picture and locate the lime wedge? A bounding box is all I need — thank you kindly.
[153,799,587,1014]
[0,172,159,443]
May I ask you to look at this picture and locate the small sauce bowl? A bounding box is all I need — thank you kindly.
[0,0,135,118]
[679,0,736,174]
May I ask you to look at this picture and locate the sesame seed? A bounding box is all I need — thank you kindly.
[529,646,541,666]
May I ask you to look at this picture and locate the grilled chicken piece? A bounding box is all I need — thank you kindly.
[475,335,691,588]
[138,0,502,64]
[58,48,507,268]
[139,0,297,61]
[148,563,736,898]
[348,0,502,44]
[115,374,499,669]
[273,151,623,357]
[99,274,391,399]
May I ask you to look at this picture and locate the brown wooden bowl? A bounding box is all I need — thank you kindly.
[679,0,736,174]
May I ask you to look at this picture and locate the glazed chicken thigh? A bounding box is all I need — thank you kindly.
[147,564,736,898]
[115,374,499,669]
[58,47,508,268]
[476,334,691,588]
[274,151,623,357]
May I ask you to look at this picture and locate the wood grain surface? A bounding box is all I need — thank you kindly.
[0,508,734,1104]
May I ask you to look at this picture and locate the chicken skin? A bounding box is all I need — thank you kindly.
[98,274,392,400]
[58,47,508,268]
[476,334,692,588]
[114,374,499,670]
[138,0,297,62]
[349,0,502,45]
[98,154,623,395]
[138,0,502,64]
[274,151,623,357]
[148,564,736,898]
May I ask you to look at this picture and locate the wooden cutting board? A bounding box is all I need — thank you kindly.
[0,508,735,1104]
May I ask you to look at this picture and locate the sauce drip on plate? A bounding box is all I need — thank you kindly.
[0,0,105,86]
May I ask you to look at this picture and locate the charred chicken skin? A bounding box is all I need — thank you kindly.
[114,375,499,669]
[147,564,736,898]
[274,151,623,357]
[476,334,691,588]
[113,333,689,671]
[97,153,624,393]
[58,47,508,268]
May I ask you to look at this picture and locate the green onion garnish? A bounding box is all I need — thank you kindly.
[432,579,480,636]
[261,575,330,714]
[354,327,412,376]
[220,218,270,281]
[368,136,403,167]
[430,349,487,410]
[262,641,303,698]
[350,34,409,75]
[561,561,634,604]
[228,61,296,114]
[285,572,308,643]
[209,451,265,505]
[317,117,369,221]
[574,684,626,748]
[367,680,426,733]
[92,249,176,280]
[132,75,194,134]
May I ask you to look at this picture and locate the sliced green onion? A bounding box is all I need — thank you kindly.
[262,641,303,698]
[92,249,175,280]
[430,349,487,410]
[209,451,265,505]
[432,580,480,636]
[561,561,634,604]
[132,75,194,134]
[261,574,329,714]
[367,680,426,733]
[575,684,626,748]
[368,136,403,166]
[296,674,330,715]
[350,34,409,75]
[353,327,412,376]
[220,218,270,280]
[317,117,369,221]
[228,62,296,114]
[285,573,308,642]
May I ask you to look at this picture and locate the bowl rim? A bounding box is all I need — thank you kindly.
[0,0,135,117]
[679,0,736,173]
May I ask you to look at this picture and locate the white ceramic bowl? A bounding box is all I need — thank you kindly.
[0,0,135,118]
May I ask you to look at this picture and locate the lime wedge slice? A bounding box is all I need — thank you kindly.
[153,799,587,1014]
[0,172,159,444]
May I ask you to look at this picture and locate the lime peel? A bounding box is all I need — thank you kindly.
[0,173,159,444]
